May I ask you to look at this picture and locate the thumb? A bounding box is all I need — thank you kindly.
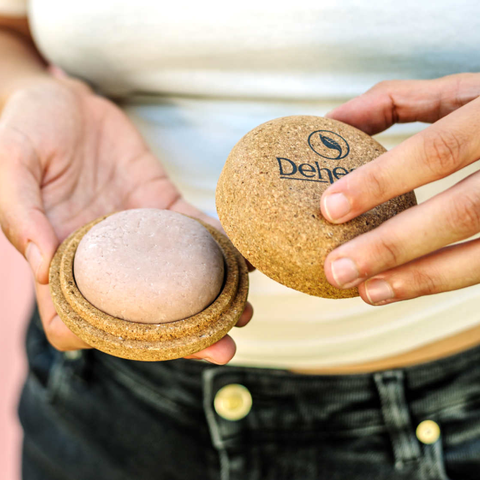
[0,148,58,285]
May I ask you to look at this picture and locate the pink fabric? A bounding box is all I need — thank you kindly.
[0,231,34,480]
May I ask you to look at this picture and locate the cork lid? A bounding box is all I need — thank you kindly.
[216,115,417,298]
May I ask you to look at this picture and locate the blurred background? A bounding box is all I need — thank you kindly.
[0,230,33,480]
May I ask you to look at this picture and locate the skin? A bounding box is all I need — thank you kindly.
[322,73,480,307]
[0,18,252,364]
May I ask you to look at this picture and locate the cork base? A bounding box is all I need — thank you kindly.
[49,214,249,361]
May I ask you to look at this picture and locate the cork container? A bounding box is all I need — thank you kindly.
[49,213,249,361]
[216,115,417,298]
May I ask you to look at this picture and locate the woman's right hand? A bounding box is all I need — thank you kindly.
[0,76,252,362]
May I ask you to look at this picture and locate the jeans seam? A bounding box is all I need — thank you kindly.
[421,440,452,480]
[203,368,231,480]
[374,370,421,470]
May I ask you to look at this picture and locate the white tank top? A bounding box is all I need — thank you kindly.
[5,0,480,368]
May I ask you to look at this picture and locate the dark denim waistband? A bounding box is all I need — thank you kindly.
[28,299,480,432]
[92,335,480,435]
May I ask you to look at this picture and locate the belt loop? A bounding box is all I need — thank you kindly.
[374,370,421,470]
[202,368,231,480]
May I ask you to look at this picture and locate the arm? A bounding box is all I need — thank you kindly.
[0,16,52,109]
[0,16,252,360]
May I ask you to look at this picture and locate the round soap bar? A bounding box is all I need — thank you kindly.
[216,115,417,299]
[73,209,225,323]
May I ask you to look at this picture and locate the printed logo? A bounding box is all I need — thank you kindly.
[277,157,353,185]
[308,130,350,160]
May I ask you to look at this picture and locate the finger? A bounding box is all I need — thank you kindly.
[35,282,92,351]
[324,169,480,289]
[184,293,253,364]
[321,94,480,224]
[184,334,236,365]
[0,136,58,284]
[358,238,480,305]
[236,302,253,327]
[325,73,480,135]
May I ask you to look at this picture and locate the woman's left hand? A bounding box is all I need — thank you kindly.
[321,73,480,305]
[0,76,252,363]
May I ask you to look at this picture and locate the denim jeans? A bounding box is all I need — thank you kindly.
[19,304,480,480]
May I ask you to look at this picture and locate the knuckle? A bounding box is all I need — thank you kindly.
[371,235,403,269]
[408,269,439,296]
[422,130,463,177]
[366,81,401,124]
[371,80,396,92]
[445,192,480,236]
[450,74,466,110]
[367,80,402,124]
[445,73,478,110]
[362,167,389,202]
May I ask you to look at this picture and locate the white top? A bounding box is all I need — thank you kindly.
[4,0,480,368]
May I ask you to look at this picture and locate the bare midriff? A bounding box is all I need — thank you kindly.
[289,322,480,375]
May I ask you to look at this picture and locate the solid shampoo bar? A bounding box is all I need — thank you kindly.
[74,209,225,323]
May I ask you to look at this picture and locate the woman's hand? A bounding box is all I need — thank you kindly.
[321,72,480,305]
[0,77,252,362]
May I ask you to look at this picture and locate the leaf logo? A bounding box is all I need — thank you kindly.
[308,130,350,160]
[319,134,342,159]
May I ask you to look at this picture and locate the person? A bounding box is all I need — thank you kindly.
[1,1,479,479]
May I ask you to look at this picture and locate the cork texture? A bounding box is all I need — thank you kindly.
[216,115,417,298]
[49,213,249,361]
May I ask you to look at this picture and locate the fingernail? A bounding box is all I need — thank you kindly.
[331,257,359,287]
[365,278,395,304]
[323,193,351,222]
[325,109,336,118]
[25,242,43,280]
[204,357,223,365]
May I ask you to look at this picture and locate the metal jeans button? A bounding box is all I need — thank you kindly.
[416,420,441,444]
[214,384,252,421]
